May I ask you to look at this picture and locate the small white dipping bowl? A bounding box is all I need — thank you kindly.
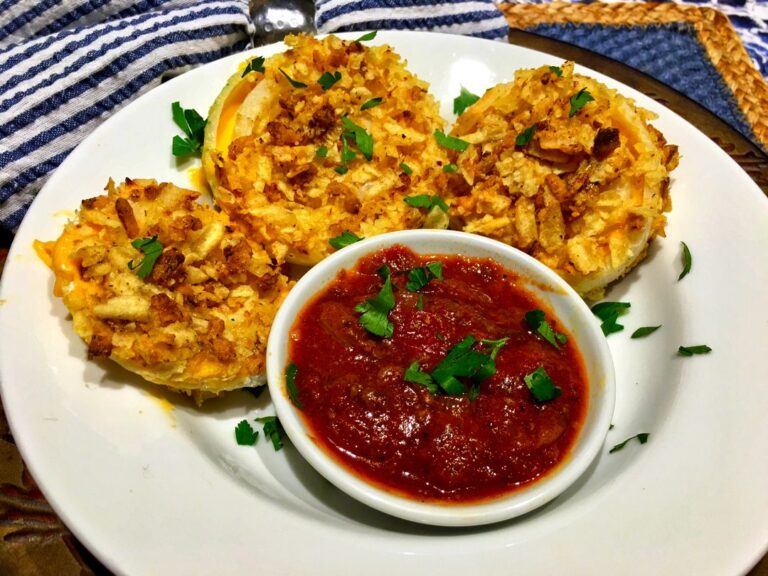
[267,230,615,526]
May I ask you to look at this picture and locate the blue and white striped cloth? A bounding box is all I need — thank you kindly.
[0,0,254,231]
[316,0,510,40]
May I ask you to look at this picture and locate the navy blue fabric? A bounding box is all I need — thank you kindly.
[527,22,759,147]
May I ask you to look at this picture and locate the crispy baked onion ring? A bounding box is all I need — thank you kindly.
[203,34,452,266]
[448,62,679,299]
[43,178,291,402]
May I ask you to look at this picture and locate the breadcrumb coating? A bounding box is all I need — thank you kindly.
[448,62,679,299]
[43,178,291,401]
[203,34,453,265]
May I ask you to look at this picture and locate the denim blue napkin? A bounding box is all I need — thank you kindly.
[316,0,510,40]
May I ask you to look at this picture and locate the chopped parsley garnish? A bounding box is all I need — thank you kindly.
[453,87,480,116]
[405,262,443,292]
[569,88,594,117]
[235,420,258,446]
[241,56,265,77]
[286,363,302,409]
[399,162,413,175]
[317,70,341,90]
[523,366,561,402]
[360,97,383,111]
[355,31,377,42]
[678,345,712,356]
[127,236,163,279]
[315,145,328,158]
[404,362,438,394]
[524,309,567,349]
[631,325,661,338]
[341,116,374,160]
[678,241,692,281]
[255,416,285,451]
[404,194,449,213]
[549,65,563,77]
[416,294,424,310]
[515,124,537,146]
[171,101,206,157]
[591,301,631,335]
[329,230,362,249]
[278,67,307,88]
[434,129,470,152]
[335,133,356,174]
[403,335,509,397]
[355,267,395,338]
[442,163,458,173]
[609,433,650,453]
[376,264,391,280]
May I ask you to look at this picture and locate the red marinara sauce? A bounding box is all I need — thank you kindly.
[288,246,588,503]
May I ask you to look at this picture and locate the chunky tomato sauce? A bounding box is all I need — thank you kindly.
[288,246,587,503]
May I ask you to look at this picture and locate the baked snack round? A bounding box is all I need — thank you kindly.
[42,178,291,401]
[448,62,679,299]
[203,34,452,266]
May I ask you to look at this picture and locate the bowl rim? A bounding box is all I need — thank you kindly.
[266,229,615,527]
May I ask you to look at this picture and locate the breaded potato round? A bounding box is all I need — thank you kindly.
[203,34,452,266]
[42,178,291,401]
[448,62,679,299]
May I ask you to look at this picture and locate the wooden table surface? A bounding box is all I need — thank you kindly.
[0,30,766,576]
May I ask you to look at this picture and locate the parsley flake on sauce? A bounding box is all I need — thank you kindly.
[525,309,567,349]
[355,31,377,42]
[315,145,328,158]
[329,230,362,249]
[431,335,502,395]
[591,301,631,335]
[235,420,258,446]
[453,87,480,116]
[678,241,692,281]
[400,162,413,175]
[360,97,383,111]
[678,345,712,356]
[434,129,470,152]
[549,65,563,77]
[355,268,395,338]
[171,101,206,157]
[403,335,507,397]
[442,163,458,173]
[255,416,285,451]
[278,67,307,88]
[317,70,341,90]
[341,116,374,160]
[285,363,302,409]
[524,366,562,403]
[406,262,443,292]
[569,88,594,117]
[416,294,424,310]
[609,433,650,453]
[241,56,265,77]
[515,124,538,146]
[127,236,163,279]
[404,194,449,213]
[631,325,661,338]
[404,362,438,394]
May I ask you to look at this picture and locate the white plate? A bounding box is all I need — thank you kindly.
[1,32,767,576]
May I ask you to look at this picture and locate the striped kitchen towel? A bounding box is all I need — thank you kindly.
[0,0,254,231]
[316,0,511,40]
